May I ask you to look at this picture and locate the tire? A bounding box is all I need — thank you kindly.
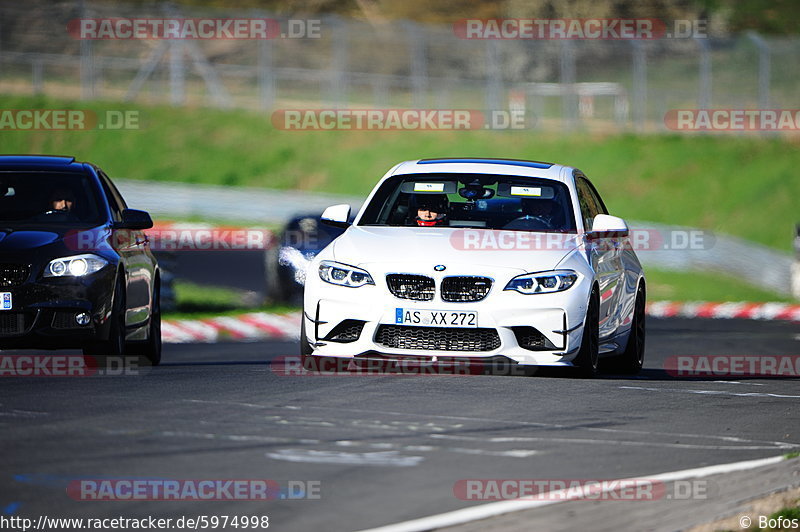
[83,274,126,359]
[574,288,599,378]
[135,279,162,366]
[299,319,315,369]
[265,245,285,304]
[603,283,645,375]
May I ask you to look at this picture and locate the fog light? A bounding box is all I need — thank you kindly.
[75,312,91,326]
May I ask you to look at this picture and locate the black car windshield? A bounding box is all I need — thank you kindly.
[0,172,105,226]
[358,174,577,232]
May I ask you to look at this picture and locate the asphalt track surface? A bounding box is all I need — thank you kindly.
[1,317,798,532]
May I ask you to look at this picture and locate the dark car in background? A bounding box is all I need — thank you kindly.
[265,213,349,304]
[0,155,162,364]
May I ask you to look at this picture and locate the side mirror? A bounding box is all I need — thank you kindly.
[320,204,351,228]
[116,209,153,230]
[587,214,628,238]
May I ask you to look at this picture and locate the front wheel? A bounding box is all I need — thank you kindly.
[603,283,645,375]
[299,318,316,370]
[574,289,599,378]
[131,280,162,366]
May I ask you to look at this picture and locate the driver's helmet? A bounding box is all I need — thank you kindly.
[414,194,448,227]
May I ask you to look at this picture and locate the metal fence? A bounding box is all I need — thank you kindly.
[1,1,799,132]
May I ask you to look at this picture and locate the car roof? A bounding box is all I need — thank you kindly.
[0,155,89,173]
[390,158,575,183]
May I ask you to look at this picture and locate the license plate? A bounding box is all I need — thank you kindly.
[1,292,11,310]
[395,308,478,328]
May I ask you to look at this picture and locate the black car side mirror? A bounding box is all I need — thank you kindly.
[115,209,153,230]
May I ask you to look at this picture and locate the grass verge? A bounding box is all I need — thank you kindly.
[645,268,793,303]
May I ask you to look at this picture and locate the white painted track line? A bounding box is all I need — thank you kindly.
[356,455,786,532]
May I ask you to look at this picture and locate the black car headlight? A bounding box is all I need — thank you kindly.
[504,270,578,294]
[318,260,374,288]
[44,254,109,278]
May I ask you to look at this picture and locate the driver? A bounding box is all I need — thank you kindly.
[48,188,76,213]
[414,194,448,227]
[518,198,558,228]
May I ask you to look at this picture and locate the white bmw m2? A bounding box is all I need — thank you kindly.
[302,158,646,377]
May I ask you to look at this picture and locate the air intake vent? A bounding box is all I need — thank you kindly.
[375,325,500,352]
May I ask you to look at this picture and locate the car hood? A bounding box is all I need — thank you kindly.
[331,226,579,274]
[0,229,65,251]
[0,226,110,253]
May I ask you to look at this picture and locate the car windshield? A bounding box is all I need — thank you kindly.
[358,174,577,232]
[0,172,105,226]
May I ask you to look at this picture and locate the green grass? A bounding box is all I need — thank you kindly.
[166,280,299,319]
[645,268,793,302]
[2,94,799,251]
[171,280,258,314]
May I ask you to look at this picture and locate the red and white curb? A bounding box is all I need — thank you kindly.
[161,302,798,344]
[162,312,301,344]
[646,301,800,322]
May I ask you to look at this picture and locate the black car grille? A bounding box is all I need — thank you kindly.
[0,264,29,288]
[0,312,28,335]
[441,276,492,302]
[375,325,501,352]
[386,274,435,301]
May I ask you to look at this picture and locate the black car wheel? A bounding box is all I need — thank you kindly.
[574,288,599,378]
[603,283,645,375]
[130,278,162,366]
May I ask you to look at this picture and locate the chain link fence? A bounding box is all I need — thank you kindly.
[1,1,798,132]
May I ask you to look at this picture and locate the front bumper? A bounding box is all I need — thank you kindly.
[303,271,591,367]
[0,267,116,349]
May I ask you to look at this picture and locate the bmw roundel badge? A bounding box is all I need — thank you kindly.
[434,264,446,271]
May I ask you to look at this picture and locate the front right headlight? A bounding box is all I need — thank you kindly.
[318,260,374,288]
[504,270,578,295]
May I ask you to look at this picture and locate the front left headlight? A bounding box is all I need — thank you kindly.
[504,270,578,294]
[44,254,109,278]
[318,260,374,288]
